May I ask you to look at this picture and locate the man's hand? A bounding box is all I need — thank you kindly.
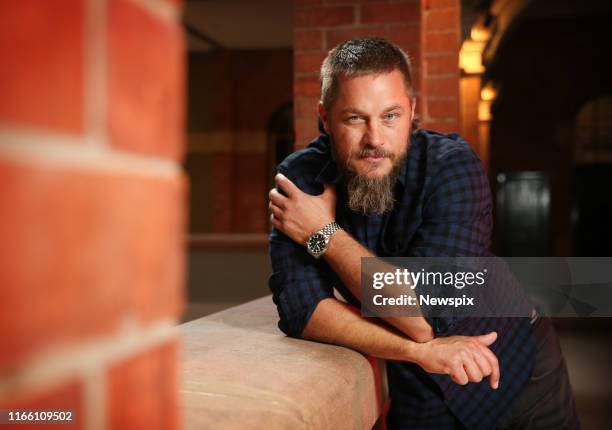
[269,173,337,244]
[413,331,500,389]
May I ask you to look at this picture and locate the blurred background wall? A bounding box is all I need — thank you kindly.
[1,0,185,428]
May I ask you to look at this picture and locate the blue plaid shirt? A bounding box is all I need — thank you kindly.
[268,130,536,429]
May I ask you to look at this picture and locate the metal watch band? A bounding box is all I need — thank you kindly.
[319,222,341,236]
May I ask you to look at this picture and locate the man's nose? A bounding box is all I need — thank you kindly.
[364,121,384,147]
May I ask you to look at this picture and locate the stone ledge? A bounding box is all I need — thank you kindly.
[180,295,388,430]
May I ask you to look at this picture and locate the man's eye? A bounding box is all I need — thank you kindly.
[347,115,363,123]
[384,112,399,121]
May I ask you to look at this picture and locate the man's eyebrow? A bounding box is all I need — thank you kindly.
[339,107,366,115]
[384,105,404,112]
[339,105,405,115]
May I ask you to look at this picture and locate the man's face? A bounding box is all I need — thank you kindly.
[319,69,415,180]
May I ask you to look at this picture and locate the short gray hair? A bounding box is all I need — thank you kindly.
[320,37,416,111]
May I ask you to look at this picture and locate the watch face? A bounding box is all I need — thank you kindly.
[308,233,327,255]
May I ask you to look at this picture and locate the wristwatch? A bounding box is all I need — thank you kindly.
[306,221,342,258]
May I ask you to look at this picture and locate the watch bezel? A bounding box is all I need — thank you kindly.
[306,232,330,258]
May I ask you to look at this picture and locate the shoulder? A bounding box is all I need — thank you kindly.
[276,135,332,195]
[414,129,480,166]
[412,129,486,187]
[414,129,489,199]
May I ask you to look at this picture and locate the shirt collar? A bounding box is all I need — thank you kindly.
[314,157,343,186]
[313,134,343,186]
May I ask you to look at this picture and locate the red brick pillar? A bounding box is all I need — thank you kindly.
[293,0,461,148]
[0,1,185,429]
[421,0,461,132]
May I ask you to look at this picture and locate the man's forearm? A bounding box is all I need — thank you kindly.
[302,297,421,362]
[302,297,501,389]
[324,229,434,342]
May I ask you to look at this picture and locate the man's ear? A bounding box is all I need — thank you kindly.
[317,102,330,134]
[410,97,416,118]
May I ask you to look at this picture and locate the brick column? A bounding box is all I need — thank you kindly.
[421,0,461,132]
[293,0,461,148]
[0,1,185,429]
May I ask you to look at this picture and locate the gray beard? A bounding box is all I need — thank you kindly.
[330,139,407,215]
[344,157,404,215]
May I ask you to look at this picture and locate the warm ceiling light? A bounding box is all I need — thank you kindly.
[481,83,497,101]
[460,39,486,74]
[478,100,492,121]
[471,25,491,43]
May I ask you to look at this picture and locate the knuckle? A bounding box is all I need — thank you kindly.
[456,375,468,385]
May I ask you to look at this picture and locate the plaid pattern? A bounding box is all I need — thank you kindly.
[268,130,536,429]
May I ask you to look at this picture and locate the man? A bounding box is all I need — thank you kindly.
[268,38,578,429]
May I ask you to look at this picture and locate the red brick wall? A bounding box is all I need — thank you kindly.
[421,0,461,132]
[186,50,293,233]
[293,0,461,148]
[0,1,185,429]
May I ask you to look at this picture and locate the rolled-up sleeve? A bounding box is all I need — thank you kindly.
[267,156,336,338]
[268,228,335,338]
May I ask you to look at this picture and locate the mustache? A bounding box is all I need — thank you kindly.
[355,147,395,159]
